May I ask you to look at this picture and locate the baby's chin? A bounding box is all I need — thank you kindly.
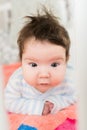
[35,85,51,93]
[34,84,58,93]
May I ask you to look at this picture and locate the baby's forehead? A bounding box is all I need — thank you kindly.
[23,37,66,57]
[22,40,66,62]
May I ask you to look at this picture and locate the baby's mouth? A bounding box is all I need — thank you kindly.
[39,83,50,86]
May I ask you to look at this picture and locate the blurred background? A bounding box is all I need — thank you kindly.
[0,0,87,130]
[0,0,75,65]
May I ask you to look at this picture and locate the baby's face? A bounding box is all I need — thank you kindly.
[22,37,67,93]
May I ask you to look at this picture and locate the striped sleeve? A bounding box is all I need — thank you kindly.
[4,69,45,115]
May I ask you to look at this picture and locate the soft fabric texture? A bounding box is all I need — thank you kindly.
[1,62,77,130]
[55,118,77,130]
[18,124,37,130]
[2,62,21,87]
[8,105,77,130]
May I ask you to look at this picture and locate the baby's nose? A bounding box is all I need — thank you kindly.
[38,68,50,78]
[39,72,50,78]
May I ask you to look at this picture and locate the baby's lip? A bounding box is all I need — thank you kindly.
[40,83,49,85]
[39,83,50,86]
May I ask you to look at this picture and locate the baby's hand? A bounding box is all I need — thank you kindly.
[42,101,54,115]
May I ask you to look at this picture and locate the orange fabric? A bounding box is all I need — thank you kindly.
[8,105,77,130]
[2,62,21,87]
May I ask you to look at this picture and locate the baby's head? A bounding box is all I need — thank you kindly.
[17,8,70,93]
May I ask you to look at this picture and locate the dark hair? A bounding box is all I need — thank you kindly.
[17,8,70,60]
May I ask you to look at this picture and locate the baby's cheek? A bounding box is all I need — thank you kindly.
[23,74,34,85]
[27,78,35,86]
[53,73,65,86]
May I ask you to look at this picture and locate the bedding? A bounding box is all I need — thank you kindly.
[8,105,77,130]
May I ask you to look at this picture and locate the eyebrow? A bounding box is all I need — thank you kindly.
[48,56,65,61]
[24,56,65,62]
[24,57,38,62]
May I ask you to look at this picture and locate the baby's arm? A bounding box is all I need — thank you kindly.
[42,101,54,115]
[4,78,45,115]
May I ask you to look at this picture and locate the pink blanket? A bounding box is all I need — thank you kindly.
[8,105,77,130]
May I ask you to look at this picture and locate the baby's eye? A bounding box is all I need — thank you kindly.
[29,63,37,67]
[51,62,60,67]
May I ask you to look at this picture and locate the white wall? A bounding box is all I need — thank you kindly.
[74,0,87,129]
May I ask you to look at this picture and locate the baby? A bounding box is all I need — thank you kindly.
[4,8,76,115]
